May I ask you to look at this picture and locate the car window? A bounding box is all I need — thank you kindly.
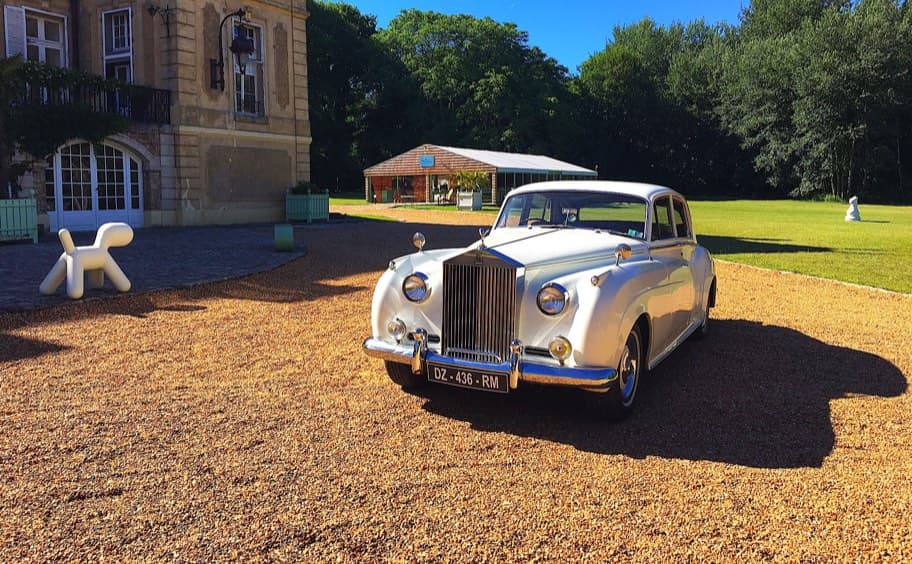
[530,194,550,223]
[672,197,691,239]
[500,193,550,226]
[651,196,675,241]
[496,191,647,238]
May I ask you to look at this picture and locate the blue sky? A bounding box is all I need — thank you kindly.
[348,0,747,73]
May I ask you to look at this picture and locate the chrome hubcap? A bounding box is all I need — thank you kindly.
[618,333,639,406]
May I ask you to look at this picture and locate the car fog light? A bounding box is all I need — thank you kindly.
[387,318,407,342]
[548,336,572,364]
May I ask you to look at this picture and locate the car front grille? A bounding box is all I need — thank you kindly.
[442,253,517,363]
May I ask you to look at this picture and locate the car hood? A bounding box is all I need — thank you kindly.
[464,227,648,268]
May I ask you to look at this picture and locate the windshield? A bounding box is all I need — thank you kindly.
[495,190,648,239]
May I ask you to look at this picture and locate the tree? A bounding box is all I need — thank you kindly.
[307,1,435,193]
[574,19,762,197]
[719,0,912,201]
[378,10,575,157]
[0,56,22,197]
[0,58,128,198]
[740,0,851,40]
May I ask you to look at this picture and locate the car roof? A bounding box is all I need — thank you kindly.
[507,180,681,202]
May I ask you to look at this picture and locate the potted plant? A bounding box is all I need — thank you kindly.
[452,170,489,211]
[286,181,329,223]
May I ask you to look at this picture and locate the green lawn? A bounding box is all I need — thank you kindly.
[329,194,368,206]
[690,200,912,294]
[405,203,501,213]
[331,194,911,293]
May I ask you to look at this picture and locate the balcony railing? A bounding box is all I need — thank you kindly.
[18,80,171,125]
[235,98,265,118]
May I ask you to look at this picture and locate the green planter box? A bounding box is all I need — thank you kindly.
[456,190,483,211]
[0,198,38,244]
[286,191,330,223]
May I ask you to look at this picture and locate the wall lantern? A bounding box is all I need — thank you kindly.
[209,8,254,91]
[146,4,175,36]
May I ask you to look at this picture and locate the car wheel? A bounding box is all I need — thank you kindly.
[384,361,425,389]
[586,326,643,420]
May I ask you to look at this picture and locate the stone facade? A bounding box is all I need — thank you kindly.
[3,0,311,229]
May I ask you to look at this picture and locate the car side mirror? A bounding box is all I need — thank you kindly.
[615,244,632,266]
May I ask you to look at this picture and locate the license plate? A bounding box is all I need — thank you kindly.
[427,363,509,394]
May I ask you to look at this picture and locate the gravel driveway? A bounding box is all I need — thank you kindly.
[2,207,910,560]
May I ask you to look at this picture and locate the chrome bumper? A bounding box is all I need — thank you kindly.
[363,337,618,391]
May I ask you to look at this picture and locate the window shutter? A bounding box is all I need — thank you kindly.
[4,5,26,58]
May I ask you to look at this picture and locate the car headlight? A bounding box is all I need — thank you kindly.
[402,272,430,303]
[537,283,568,315]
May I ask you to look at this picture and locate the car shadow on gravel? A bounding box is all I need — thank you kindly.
[417,319,907,469]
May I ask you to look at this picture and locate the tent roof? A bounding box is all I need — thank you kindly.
[437,146,597,175]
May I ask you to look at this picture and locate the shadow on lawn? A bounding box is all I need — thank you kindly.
[416,319,907,469]
[697,235,832,255]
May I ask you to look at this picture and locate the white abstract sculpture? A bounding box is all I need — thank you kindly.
[845,196,861,222]
[40,223,134,299]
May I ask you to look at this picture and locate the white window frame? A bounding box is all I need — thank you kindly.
[102,7,133,83]
[47,141,145,231]
[22,8,68,67]
[232,18,266,117]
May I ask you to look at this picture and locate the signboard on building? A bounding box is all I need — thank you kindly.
[419,155,435,168]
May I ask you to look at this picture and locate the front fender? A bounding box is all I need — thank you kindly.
[370,249,454,341]
[533,257,664,371]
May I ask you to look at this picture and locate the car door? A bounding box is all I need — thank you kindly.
[671,196,699,331]
[648,196,694,356]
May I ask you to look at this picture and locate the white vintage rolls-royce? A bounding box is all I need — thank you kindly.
[363,181,716,418]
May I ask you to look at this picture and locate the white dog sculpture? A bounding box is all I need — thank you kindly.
[39,223,134,299]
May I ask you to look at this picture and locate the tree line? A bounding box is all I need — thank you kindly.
[308,0,912,203]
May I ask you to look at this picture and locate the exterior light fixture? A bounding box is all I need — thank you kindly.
[209,8,254,91]
[147,4,175,36]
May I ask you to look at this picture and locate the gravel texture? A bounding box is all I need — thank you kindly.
[1,206,910,560]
